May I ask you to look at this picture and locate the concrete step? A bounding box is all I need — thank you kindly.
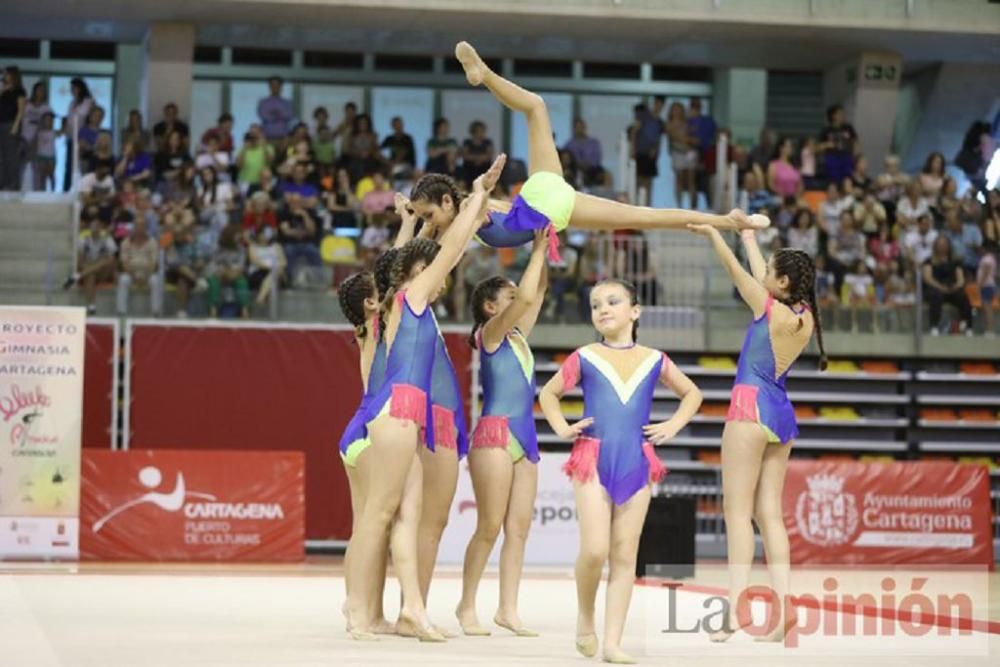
[0,202,75,231]
[0,254,72,286]
[0,228,74,257]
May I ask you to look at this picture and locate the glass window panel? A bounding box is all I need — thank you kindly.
[441,89,503,157]
[510,91,572,166]
[190,80,223,150]
[578,94,640,192]
[299,84,364,154]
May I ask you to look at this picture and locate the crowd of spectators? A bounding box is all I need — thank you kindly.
[1,66,997,334]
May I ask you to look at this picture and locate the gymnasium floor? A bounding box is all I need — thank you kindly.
[1,557,997,666]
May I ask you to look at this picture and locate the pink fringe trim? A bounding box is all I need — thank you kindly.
[546,225,562,263]
[395,289,407,309]
[659,352,672,384]
[642,442,668,484]
[471,415,510,449]
[560,351,581,391]
[726,384,759,423]
[389,384,428,428]
[432,404,457,449]
[562,436,600,483]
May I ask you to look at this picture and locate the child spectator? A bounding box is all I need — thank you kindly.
[116,218,160,317]
[774,195,798,231]
[359,170,395,225]
[79,159,117,222]
[868,221,900,269]
[740,171,771,215]
[827,211,866,292]
[207,224,250,319]
[164,223,208,318]
[196,166,237,230]
[236,125,274,189]
[842,259,875,329]
[195,134,231,177]
[359,213,391,267]
[853,191,887,238]
[31,111,58,191]
[115,137,153,189]
[65,215,117,315]
[820,181,850,237]
[324,167,360,229]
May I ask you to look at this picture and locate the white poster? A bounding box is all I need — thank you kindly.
[0,306,85,560]
[438,452,580,566]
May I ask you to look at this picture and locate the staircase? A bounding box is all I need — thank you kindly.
[0,194,76,307]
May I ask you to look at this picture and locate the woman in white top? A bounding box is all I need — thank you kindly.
[248,225,286,305]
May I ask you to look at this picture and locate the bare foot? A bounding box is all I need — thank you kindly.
[455,41,487,86]
[494,612,538,637]
[603,646,637,664]
[456,604,491,636]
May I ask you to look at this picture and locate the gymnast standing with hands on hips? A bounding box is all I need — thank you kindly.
[539,278,703,664]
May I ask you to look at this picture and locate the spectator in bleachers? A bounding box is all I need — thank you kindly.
[919,151,947,199]
[954,121,994,195]
[799,136,818,186]
[425,117,458,177]
[92,130,114,169]
[279,193,322,286]
[749,128,776,174]
[850,155,873,193]
[196,166,237,231]
[236,125,274,189]
[923,235,973,335]
[544,235,580,322]
[346,114,380,181]
[207,224,250,319]
[62,77,93,191]
[632,97,665,204]
[277,137,315,180]
[79,158,116,222]
[359,169,394,225]
[666,103,696,208]
[67,214,116,314]
[563,117,605,187]
[982,190,1000,248]
[740,171,771,214]
[559,149,580,188]
[819,181,850,237]
[381,116,416,173]
[788,208,819,258]
[115,136,153,189]
[325,167,360,229]
[154,130,192,184]
[163,222,206,318]
[818,103,858,185]
[30,111,57,191]
[868,219,900,269]
[766,137,803,199]
[120,109,150,150]
[312,109,335,168]
[461,120,495,187]
[134,188,159,239]
[827,210,866,292]
[576,233,605,321]
[937,176,961,221]
[241,191,277,242]
[896,180,931,231]
[257,76,295,152]
[152,103,189,152]
[888,259,916,310]
[248,225,286,306]
[687,97,717,202]
[116,217,160,317]
[158,161,197,230]
[903,213,938,266]
[842,259,875,326]
[814,254,838,315]
[247,165,280,202]
[773,195,798,231]
[359,212,391,269]
[195,133,231,178]
[875,154,909,220]
[285,123,311,155]
[942,207,982,274]
[332,101,358,161]
[77,105,105,175]
[853,191,886,239]
[281,162,320,211]
[977,243,997,336]
[199,112,234,158]
[19,81,49,189]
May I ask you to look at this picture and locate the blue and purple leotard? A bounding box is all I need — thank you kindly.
[359,290,440,449]
[559,345,670,505]
[726,294,806,444]
[471,329,539,464]
[474,171,575,261]
[338,323,387,467]
[428,314,469,458]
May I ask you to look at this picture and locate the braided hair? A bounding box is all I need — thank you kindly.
[381,238,441,320]
[373,248,399,299]
[410,173,465,210]
[468,275,515,348]
[338,272,376,339]
[772,248,828,370]
[593,278,641,343]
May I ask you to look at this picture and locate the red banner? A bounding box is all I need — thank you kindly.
[80,449,304,562]
[83,322,115,449]
[784,460,993,566]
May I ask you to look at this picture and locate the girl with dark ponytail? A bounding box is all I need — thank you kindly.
[686,221,825,644]
[456,230,547,636]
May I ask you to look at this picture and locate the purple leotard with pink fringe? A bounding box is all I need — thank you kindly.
[558,347,671,505]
